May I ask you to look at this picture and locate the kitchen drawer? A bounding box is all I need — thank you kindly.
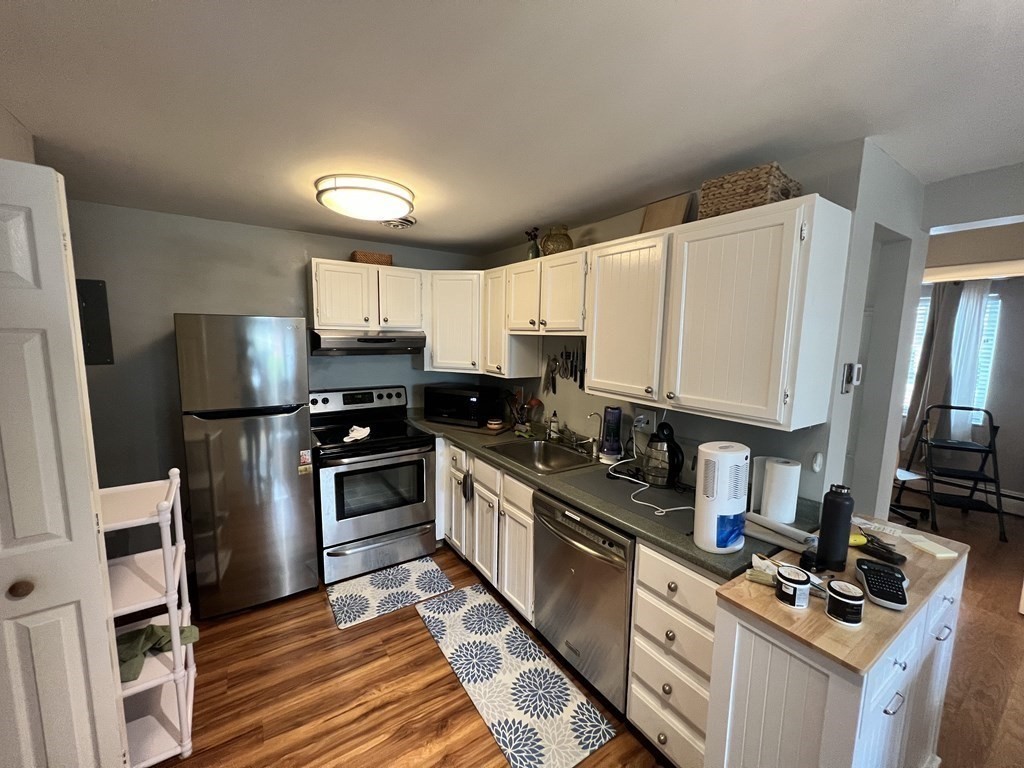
[631,633,709,736]
[926,561,963,633]
[865,612,922,706]
[628,681,705,768]
[634,588,715,680]
[637,542,718,628]
[447,445,468,472]
[501,474,534,514]
[471,457,501,493]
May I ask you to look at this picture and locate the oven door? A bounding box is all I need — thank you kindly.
[317,445,435,548]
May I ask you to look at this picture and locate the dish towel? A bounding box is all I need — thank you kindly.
[117,625,199,682]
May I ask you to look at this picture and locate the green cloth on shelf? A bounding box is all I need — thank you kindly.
[117,624,198,683]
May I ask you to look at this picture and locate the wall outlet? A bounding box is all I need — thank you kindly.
[633,407,657,447]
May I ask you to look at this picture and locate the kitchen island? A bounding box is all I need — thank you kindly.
[706,527,968,768]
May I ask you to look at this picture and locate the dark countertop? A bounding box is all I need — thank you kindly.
[411,415,820,583]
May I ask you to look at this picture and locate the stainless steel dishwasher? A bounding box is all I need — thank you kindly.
[533,491,635,712]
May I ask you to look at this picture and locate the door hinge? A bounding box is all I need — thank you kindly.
[583,255,589,275]
[799,222,808,242]
[783,388,791,406]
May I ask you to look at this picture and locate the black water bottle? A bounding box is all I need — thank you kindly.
[816,484,855,572]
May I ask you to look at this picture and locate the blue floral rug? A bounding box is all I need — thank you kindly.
[417,585,616,768]
[326,556,454,630]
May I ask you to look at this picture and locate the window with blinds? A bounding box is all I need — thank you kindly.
[902,296,932,416]
[972,293,1001,424]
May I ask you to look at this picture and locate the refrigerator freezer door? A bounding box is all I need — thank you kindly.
[175,314,308,412]
[183,406,316,618]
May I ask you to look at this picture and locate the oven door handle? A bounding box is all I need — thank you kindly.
[318,445,434,466]
[535,511,626,570]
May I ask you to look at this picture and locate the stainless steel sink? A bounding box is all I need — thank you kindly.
[485,439,596,474]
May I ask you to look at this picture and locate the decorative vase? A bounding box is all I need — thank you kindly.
[527,240,541,260]
[540,225,574,255]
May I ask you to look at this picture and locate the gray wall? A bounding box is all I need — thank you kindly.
[923,162,1024,231]
[0,103,34,163]
[68,200,475,487]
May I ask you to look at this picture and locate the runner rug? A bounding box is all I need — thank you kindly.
[417,584,616,768]
[326,556,454,630]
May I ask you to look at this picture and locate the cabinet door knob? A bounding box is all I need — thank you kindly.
[456,479,462,486]
[452,456,457,463]
[661,683,673,696]
[539,319,547,326]
[667,581,678,593]
[657,733,667,745]
[644,386,654,394]
[529,319,537,326]
[471,361,477,367]
[499,509,505,517]
[936,625,953,642]
[363,316,370,322]
[666,392,675,400]
[6,580,34,599]
[665,629,676,642]
[383,317,389,323]
[487,501,494,508]
[496,364,502,371]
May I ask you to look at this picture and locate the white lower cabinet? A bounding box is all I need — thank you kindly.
[705,559,966,768]
[627,542,720,767]
[440,445,535,623]
[498,474,535,623]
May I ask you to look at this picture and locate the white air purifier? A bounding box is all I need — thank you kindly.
[694,442,750,554]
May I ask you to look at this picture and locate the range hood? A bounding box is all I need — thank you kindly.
[309,329,426,356]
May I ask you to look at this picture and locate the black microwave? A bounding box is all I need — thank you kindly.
[423,383,504,428]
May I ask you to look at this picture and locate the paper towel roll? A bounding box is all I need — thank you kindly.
[760,457,801,524]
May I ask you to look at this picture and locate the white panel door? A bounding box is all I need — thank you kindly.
[378,266,422,330]
[586,235,668,401]
[483,268,507,375]
[499,502,534,622]
[314,260,378,329]
[674,208,800,423]
[506,261,541,331]
[541,250,586,332]
[471,484,499,586]
[0,159,124,767]
[430,271,481,371]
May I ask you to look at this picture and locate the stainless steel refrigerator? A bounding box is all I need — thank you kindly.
[174,313,316,619]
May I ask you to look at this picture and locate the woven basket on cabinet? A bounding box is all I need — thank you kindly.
[351,250,393,265]
[697,162,802,219]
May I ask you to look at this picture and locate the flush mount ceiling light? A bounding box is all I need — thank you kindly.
[314,175,414,221]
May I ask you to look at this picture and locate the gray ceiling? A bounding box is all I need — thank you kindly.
[2,1,1022,254]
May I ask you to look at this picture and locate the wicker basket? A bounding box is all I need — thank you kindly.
[697,162,802,219]
[351,250,393,266]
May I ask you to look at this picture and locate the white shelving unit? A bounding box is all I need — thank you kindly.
[100,469,195,767]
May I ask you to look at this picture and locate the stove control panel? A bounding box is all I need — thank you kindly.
[309,386,406,414]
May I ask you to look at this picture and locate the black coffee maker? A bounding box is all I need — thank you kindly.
[641,422,684,488]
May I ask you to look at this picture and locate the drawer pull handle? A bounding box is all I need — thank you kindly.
[936,625,953,642]
[661,683,672,696]
[893,659,907,672]
[452,456,457,464]
[657,732,667,745]
[665,629,676,642]
[883,692,905,716]
[667,581,678,593]
[943,595,955,605]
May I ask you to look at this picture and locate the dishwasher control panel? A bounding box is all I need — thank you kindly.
[552,508,629,561]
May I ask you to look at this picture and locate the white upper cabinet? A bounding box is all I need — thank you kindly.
[506,261,542,331]
[659,195,851,430]
[378,266,423,330]
[507,250,587,334]
[311,259,422,331]
[313,260,378,329]
[483,266,541,379]
[540,250,588,332]
[586,234,669,401]
[429,271,481,372]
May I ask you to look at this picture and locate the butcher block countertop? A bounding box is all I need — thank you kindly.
[716,524,970,675]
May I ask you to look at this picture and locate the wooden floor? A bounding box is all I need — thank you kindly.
[164,507,1024,768]
[169,548,659,768]
[906,504,1024,768]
